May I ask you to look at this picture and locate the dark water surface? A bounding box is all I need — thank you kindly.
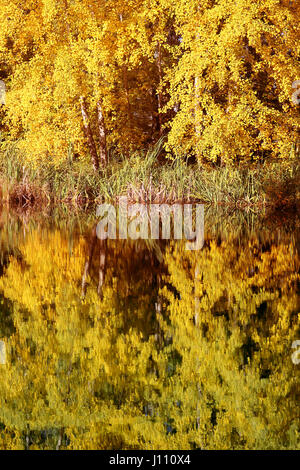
[0,206,299,450]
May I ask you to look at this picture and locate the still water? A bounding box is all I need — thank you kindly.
[0,206,299,450]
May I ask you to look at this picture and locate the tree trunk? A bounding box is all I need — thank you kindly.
[97,101,108,166]
[194,75,201,158]
[156,42,163,136]
[80,96,99,172]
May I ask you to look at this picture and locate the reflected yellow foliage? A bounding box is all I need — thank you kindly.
[0,225,299,449]
[158,238,299,449]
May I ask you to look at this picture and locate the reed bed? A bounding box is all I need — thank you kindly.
[0,140,299,210]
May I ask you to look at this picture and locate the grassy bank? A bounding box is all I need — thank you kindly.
[0,141,299,210]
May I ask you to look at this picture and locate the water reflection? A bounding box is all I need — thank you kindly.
[0,207,299,450]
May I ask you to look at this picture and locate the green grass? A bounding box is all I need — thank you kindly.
[0,139,299,210]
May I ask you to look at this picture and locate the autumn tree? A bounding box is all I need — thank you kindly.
[0,0,174,167]
[163,0,300,162]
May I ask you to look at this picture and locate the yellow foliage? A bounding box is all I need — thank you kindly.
[0,1,298,163]
[164,0,300,161]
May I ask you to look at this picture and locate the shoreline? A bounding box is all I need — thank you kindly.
[0,174,298,213]
[0,148,299,212]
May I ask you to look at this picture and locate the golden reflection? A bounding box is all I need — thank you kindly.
[0,218,299,449]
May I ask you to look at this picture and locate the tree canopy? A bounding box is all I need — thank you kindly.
[0,0,299,166]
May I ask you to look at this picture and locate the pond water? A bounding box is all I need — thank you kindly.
[0,206,299,450]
